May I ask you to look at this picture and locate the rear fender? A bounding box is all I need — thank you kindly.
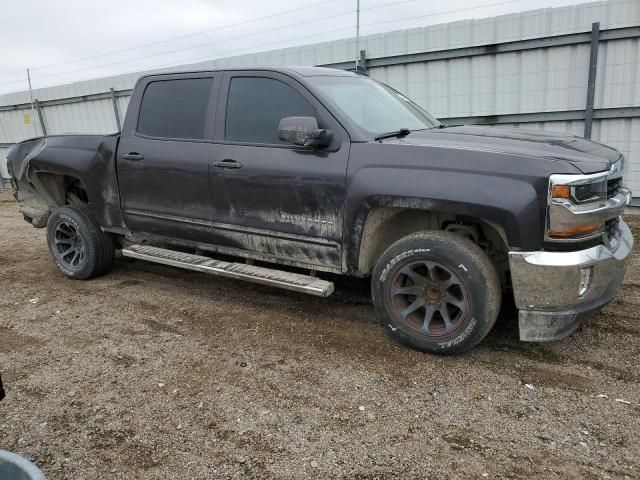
[8,135,125,230]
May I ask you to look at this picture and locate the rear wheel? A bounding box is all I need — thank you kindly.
[46,205,114,279]
[371,231,501,354]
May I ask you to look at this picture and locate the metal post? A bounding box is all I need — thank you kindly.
[110,87,121,132]
[34,99,47,136]
[359,49,367,72]
[355,0,360,69]
[584,22,600,139]
[26,69,37,136]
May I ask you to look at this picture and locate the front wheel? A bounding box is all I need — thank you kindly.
[46,205,115,279]
[371,231,501,354]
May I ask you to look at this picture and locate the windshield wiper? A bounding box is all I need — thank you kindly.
[375,128,411,141]
[414,124,446,131]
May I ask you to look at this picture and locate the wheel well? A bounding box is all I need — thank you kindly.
[32,173,88,207]
[357,208,510,287]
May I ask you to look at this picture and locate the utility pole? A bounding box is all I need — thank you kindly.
[26,68,37,136]
[355,0,360,70]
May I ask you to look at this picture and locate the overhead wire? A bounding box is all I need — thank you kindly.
[0,0,589,91]
[17,24,358,91]
[30,11,356,81]
[0,0,437,79]
[0,0,532,83]
[0,0,342,78]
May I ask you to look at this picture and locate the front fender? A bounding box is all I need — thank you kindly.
[344,166,547,273]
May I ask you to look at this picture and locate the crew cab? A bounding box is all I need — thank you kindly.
[7,66,633,354]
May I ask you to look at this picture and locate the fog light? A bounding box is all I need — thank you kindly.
[579,267,593,296]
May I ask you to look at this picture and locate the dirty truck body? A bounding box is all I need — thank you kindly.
[7,66,633,354]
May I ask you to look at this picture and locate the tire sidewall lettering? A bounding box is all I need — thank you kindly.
[438,317,477,349]
[380,248,431,282]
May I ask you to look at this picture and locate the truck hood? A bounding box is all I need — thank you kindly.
[385,125,620,174]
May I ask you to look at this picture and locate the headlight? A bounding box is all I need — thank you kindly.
[547,162,627,242]
[548,176,606,239]
[551,179,607,204]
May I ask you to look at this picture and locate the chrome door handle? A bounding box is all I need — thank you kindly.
[212,159,242,169]
[122,153,144,161]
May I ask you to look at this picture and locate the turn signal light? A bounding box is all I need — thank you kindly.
[551,184,570,199]
[548,223,601,238]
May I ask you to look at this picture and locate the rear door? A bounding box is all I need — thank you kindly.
[208,71,350,271]
[117,73,219,243]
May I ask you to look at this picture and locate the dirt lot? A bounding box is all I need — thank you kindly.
[1,191,639,479]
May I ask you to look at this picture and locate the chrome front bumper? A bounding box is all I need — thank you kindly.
[509,218,634,341]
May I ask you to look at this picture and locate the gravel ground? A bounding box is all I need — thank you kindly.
[1,191,639,479]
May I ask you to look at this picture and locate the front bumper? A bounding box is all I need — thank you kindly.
[509,218,633,341]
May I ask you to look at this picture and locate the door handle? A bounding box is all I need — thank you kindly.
[122,153,144,161]
[212,159,243,169]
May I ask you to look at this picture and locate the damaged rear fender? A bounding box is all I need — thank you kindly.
[7,134,126,230]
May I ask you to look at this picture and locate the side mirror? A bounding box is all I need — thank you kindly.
[278,116,333,148]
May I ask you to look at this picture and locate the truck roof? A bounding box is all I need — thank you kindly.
[139,65,358,80]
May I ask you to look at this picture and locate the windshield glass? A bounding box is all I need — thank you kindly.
[309,75,440,137]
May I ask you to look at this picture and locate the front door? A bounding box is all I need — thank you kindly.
[208,71,350,271]
[117,73,219,243]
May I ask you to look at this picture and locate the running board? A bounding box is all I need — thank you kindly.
[121,245,334,297]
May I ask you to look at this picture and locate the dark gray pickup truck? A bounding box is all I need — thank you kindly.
[7,66,633,354]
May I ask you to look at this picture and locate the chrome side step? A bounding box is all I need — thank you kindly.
[121,245,334,297]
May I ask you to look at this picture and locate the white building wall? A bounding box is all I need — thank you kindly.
[0,148,9,178]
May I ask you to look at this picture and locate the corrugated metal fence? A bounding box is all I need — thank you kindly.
[1,0,640,198]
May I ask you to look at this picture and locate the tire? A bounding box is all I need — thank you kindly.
[371,231,501,355]
[46,205,115,280]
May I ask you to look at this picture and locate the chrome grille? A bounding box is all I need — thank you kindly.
[607,177,622,199]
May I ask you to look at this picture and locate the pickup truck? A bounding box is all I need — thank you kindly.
[7,66,634,354]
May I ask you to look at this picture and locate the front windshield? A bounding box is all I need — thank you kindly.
[309,75,440,137]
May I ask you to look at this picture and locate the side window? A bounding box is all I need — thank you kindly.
[225,77,316,144]
[137,78,213,140]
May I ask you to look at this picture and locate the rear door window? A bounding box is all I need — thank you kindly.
[137,78,214,140]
